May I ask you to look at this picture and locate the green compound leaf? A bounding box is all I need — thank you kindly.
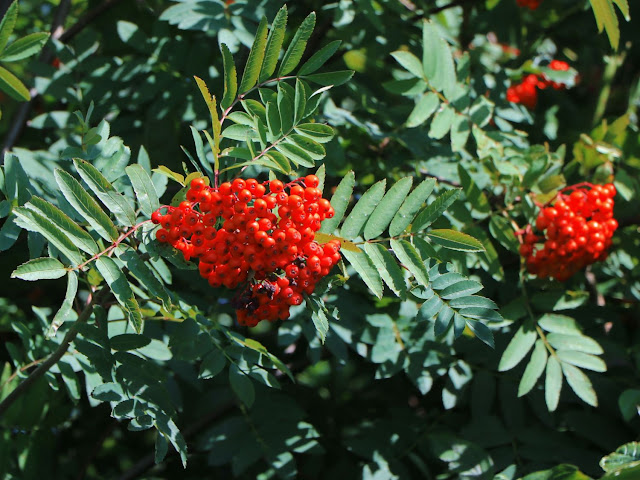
[498,324,537,372]
[389,178,436,236]
[11,257,67,281]
[96,256,143,333]
[390,239,429,287]
[278,12,316,76]
[259,5,288,82]
[298,40,341,76]
[562,362,598,406]
[545,356,563,412]
[220,43,237,110]
[320,171,355,234]
[411,189,461,233]
[74,159,136,226]
[340,179,386,240]
[55,169,119,241]
[341,248,383,299]
[364,177,412,240]
[518,339,548,397]
[239,17,268,94]
[427,229,485,252]
[363,242,406,297]
[126,164,160,217]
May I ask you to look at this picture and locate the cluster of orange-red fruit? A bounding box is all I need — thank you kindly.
[519,183,618,281]
[516,0,542,9]
[151,175,341,326]
[507,60,570,109]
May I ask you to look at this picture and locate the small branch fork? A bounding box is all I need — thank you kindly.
[70,220,152,272]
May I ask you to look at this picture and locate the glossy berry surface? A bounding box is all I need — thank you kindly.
[152,176,340,326]
[519,183,617,281]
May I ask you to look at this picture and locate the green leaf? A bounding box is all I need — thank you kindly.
[448,295,497,309]
[612,0,630,20]
[590,0,620,49]
[199,351,226,379]
[450,115,471,152]
[538,314,581,334]
[126,165,160,217]
[390,51,423,78]
[302,70,353,86]
[422,20,457,99]
[13,207,83,265]
[434,305,454,337]
[239,17,268,93]
[417,291,444,321]
[229,364,255,407]
[266,101,281,137]
[363,243,406,297]
[364,177,412,240]
[439,279,483,299]
[117,248,172,309]
[545,356,563,412]
[406,92,440,128]
[55,169,119,242]
[0,65,29,101]
[546,333,603,355]
[427,229,485,252]
[341,179,386,240]
[74,159,136,226]
[465,320,494,348]
[279,12,315,76]
[11,257,67,281]
[428,106,455,139]
[277,83,293,133]
[96,257,143,333]
[556,350,606,372]
[110,333,151,351]
[0,32,49,62]
[293,79,307,124]
[49,272,78,337]
[307,295,329,343]
[389,178,436,236]
[518,339,548,396]
[298,40,341,76]
[259,5,288,82]
[488,215,519,253]
[498,324,538,372]
[294,123,334,143]
[27,197,99,255]
[275,142,314,168]
[562,362,598,406]
[390,239,429,287]
[320,171,355,234]
[220,43,237,110]
[458,165,490,216]
[0,1,18,53]
[411,189,461,233]
[341,248,383,299]
[600,442,640,473]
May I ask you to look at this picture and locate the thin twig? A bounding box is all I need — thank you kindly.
[0,357,47,389]
[0,288,108,418]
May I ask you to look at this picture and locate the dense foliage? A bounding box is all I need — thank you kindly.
[0,0,638,479]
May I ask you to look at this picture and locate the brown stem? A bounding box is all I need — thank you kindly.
[0,287,108,418]
[0,357,47,389]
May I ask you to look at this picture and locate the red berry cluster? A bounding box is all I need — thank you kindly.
[506,60,571,109]
[519,183,618,281]
[151,175,341,327]
[516,0,542,10]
